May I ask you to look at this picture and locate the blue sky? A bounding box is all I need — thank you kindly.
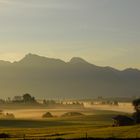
[0,0,140,69]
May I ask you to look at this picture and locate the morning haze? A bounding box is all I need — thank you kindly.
[0,0,140,139]
[0,0,140,69]
[0,53,140,99]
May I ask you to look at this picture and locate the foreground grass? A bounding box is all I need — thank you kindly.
[0,110,139,139]
[0,124,140,139]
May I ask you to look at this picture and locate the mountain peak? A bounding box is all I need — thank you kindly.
[123,68,140,73]
[24,53,39,58]
[69,57,87,64]
[19,53,43,63]
[18,53,66,66]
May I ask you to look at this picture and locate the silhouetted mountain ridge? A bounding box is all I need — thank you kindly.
[69,57,88,64]
[17,53,66,66]
[0,53,139,98]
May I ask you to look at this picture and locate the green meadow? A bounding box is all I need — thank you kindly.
[0,109,139,139]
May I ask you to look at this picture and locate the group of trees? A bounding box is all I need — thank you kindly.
[113,98,140,126]
[43,99,57,106]
[101,101,118,106]
[12,93,37,104]
[0,93,83,106]
[0,93,37,104]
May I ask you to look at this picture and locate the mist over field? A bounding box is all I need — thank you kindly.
[3,103,134,120]
[0,0,140,139]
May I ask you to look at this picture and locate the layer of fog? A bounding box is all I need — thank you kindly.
[84,102,134,113]
[2,102,134,119]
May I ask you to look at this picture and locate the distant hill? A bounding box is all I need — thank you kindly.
[0,53,140,99]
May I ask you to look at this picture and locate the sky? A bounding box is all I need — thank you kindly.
[0,0,140,69]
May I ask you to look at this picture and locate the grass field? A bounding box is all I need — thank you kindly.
[0,109,139,139]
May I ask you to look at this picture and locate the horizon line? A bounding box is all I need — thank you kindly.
[0,53,139,72]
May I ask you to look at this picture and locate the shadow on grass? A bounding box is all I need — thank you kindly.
[0,133,139,140]
[0,133,10,138]
[0,119,77,128]
[55,138,140,140]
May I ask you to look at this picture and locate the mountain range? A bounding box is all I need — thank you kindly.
[0,53,140,99]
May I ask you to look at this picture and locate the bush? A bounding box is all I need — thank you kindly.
[0,133,10,138]
[61,112,84,117]
[42,112,53,118]
[5,113,15,119]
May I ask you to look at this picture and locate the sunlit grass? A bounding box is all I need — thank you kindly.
[0,109,139,139]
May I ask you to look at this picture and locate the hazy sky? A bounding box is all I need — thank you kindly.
[0,0,140,69]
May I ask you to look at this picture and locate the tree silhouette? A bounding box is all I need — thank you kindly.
[132,98,140,124]
[133,98,140,112]
[23,93,36,103]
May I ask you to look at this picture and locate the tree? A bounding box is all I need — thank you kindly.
[22,93,36,103]
[133,98,140,112]
[113,101,119,106]
[13,96,23,103]
[132,98,140,124]
[43,99,47,105]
